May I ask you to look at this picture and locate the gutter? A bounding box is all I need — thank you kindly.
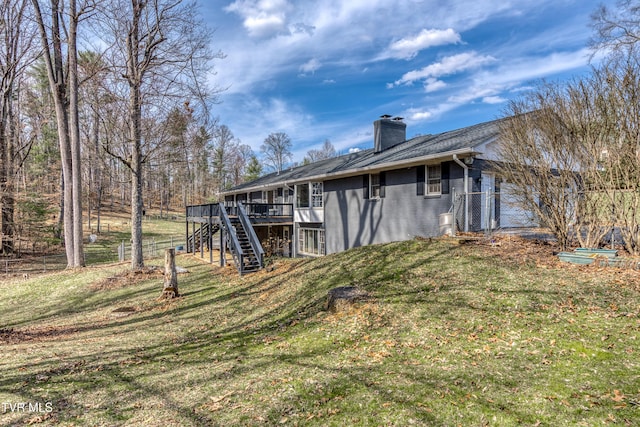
[452,154,469,232]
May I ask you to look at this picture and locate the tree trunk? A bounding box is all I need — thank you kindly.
[0,113,14,256]
[0,98,11,255]
[69,0,84,267]
[91,80,103,233]
[129,75,144,269]
[127,1,145,270]
[162,248,179,298]
[31,0,77,267]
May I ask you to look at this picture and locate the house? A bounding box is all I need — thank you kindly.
[186,115,536,273]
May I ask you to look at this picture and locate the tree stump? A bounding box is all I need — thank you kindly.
[162,248,179,298]
[325,286,370,312]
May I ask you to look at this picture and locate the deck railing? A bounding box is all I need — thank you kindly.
[186,202,293,223]
[243,203,293,221]
[218,202,244,274]
[186,203,220,219]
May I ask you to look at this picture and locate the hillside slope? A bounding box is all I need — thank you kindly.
[1,238,638,426]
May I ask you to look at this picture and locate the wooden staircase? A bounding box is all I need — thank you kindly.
[185,202,265,276]
[229,217,262,274]
[217,202,264,275]
[187,222,220,253]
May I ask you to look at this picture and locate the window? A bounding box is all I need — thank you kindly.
[311,182,323,207]
[366,172,386,199]
[284,187,293,203]
[426,164,441,195]
[370,173,381,199]
[298,228,325,256]
[296,183,309,208]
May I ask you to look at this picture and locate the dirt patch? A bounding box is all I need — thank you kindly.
[110,306,138,317]
[466,234,562,268]
[91,266,163,291]
[462,233,640,291]
[0,323,107,345]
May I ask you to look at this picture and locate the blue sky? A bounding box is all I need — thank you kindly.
[201,0,604,162]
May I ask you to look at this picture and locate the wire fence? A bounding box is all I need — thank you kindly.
[1,237,186,277]
[452,190,541,238]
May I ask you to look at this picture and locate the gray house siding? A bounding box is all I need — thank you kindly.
[324,162,466,254]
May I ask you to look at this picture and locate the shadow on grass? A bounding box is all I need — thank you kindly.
[4,238,632,425]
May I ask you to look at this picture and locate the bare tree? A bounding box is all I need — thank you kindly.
[578,56,640,254]
[303,139,336,164]
[78,51,109,233]
[261,132,292,174]
[495,55,640,253]
[31,0,89,267]
[590,0,640,57]
[98,0,219,269]
[493,90,586,251]
[229,143,254,187]
[0,0,38,255]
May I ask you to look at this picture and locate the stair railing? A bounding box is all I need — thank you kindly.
[219,202,244,274]
[237,202,265,270]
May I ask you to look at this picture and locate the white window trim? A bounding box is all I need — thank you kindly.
[370,173,381,199]
[295,183,310,208]
[426,164,442,196]
[311,182,323,208]
[298,227,325,256]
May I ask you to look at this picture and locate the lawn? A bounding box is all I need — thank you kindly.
[0,237,638,426]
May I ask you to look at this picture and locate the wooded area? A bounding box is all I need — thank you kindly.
[0,0,265,269]
[0,0,336,270]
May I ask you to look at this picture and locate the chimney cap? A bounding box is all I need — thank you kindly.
[380,114,392,119]
[392,116,404,121]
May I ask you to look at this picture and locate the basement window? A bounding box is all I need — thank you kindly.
[298,228,325,256]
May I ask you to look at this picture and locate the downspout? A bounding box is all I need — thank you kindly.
[452,154,469,232]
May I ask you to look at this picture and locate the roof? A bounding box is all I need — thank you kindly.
[226,117,503,194]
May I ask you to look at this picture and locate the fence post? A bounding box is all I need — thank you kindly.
[484,188,490,236]
[451,187,456,237]
[118,240,125,262]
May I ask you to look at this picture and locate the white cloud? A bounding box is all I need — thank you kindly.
[384,28,461,60]
[437,49,592,113]
[245,14,287,37]
[424,78,447,93]
[225,0,292,38]
[348,147,362,153]
[407,109,433,121]
[299,58,322,74]
[209,0,601,159]
[482,96,506,104]
[393,51,496,87]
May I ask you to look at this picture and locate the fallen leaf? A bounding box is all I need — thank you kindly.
[612,390,625,402]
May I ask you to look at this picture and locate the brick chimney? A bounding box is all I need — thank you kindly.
[374,115,406,153]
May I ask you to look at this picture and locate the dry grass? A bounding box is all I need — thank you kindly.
[0,237,639,426]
